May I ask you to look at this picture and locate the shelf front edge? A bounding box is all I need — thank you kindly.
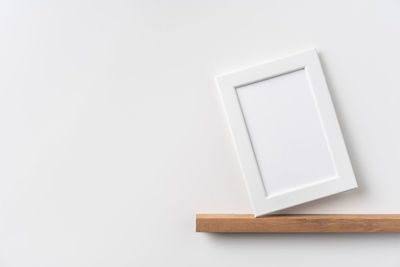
[196,214,400,233]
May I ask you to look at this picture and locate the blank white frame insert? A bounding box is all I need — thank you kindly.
[217,49,357,217]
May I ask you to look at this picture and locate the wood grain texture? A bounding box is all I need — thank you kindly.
[196,214,400,233]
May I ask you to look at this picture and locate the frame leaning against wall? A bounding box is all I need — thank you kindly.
[216,49,357,217]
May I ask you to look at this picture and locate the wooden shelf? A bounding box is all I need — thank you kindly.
[196,214,400,233]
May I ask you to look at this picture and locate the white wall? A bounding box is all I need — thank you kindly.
[1,0,400,266]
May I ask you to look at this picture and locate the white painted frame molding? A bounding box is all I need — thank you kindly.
[217,49,357,217]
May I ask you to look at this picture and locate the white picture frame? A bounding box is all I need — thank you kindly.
[217,49,357,217]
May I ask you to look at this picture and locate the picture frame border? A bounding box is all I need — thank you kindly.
[216,49,358,217]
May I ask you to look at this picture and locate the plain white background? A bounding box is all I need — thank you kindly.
[0,0,400,266]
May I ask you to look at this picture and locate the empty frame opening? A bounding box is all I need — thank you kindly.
[236,69,338,197]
